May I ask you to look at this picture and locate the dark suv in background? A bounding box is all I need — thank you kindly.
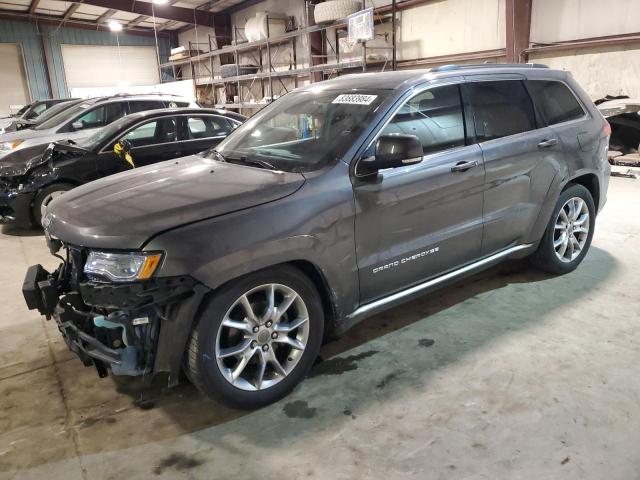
[24,64,610,409]
[1,108,244,227]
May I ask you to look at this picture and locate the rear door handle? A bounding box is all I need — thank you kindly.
[451,160,479,173]
[537,138,558,149]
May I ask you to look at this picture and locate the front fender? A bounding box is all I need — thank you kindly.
[144,167,359,321]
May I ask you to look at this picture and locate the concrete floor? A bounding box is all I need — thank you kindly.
[1,177,639,480]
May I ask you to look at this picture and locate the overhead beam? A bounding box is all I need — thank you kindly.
[128,15,148,28]
[96,8,117,24]
[29,0,41,15]
[80,0,215,26]
[0,9,171,37]
[158,20,179,31]
[63,2,82,21]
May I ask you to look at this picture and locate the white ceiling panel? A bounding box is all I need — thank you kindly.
[0,1,29,12]
[111,10,140,21]
[75,3,108,15]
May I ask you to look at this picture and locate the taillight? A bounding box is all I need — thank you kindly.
[603,120,611,138]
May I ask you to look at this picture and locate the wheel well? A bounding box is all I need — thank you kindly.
[567,173,600,212]
[288,260,337,339]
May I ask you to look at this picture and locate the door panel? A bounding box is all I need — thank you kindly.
[463,79,559,255]
[478,129,558,254]
[99,117,181,176]
[354,144,485,303]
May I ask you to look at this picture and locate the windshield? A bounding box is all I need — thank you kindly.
[34,100,94,130]
[31,100,81,126]
[78,115,133,150]
[15,104,31,117]
[209,89,389,172]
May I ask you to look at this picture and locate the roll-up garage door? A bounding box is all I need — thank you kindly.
[61,44,159,90]
[0,43,30,117]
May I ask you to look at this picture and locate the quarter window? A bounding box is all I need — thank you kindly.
[381,84,466,155]
[466,81,536,141]
[186,116,232,139]
[526,80,586,125]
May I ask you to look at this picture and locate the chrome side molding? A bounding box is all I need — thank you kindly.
[348,243,534,320]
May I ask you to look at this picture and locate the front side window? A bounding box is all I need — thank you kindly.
[466,80,536,141]
[120,117,177,148]
[71,102,127,131]
[212,89,389,172]
[381,84,466,155]
[186,116,232,139]
[526,80,586,125]
[25,103,47,119]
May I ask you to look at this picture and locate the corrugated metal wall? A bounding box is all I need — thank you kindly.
[0,21,50,101]
[0,19,171,100]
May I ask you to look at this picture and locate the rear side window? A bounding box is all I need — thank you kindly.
[466,81,536,141]
[129,101,165,113]
[526,80,586,125]
[167,101,190,108]
[381,84,466,155]
[120,117,178,147]
[186,115,232,139]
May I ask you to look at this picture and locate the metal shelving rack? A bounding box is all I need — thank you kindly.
[160,1,397,113]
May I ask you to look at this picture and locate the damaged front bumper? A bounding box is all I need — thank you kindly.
[23,254,208,386]
[0,189,34,227]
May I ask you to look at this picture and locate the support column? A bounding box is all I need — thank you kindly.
[505,0,532,63]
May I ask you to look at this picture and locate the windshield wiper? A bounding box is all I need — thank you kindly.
[213,150,276,170]
[237,156,277,170]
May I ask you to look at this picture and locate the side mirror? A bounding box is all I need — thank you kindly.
[357,134,423,176]
[71,121,83,131]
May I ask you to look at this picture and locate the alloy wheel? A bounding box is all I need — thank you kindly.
[40,190,66,220]
[553,196,590,263]
[215,283,310,391]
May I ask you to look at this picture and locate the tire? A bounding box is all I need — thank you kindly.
[314,0,362,23]
[32,183,74,228]
[530,183,596,274]
[220,64,259,78]
[185,266,324,409]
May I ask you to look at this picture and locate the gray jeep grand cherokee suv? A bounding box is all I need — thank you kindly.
[24,64,610,408]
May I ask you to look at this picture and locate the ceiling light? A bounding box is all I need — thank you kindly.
[153,0,169,4]
[108,20,123,32]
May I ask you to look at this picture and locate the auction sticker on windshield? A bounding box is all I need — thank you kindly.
[332,94,378,105]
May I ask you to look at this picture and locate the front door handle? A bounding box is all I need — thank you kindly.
[537,138,558,149]
[451,160,479,173]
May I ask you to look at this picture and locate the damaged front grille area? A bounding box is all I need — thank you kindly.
[24,243,197,380]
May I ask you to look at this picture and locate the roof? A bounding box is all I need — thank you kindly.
[0,0,250,33]
[303,64,562,91]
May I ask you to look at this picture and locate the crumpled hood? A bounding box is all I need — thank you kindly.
[0,148,48,177]
[0,128,48,143]
[45,154,306,249]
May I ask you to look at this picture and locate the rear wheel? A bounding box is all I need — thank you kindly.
[185,266,324,409]
[32,183,74,228]
[530,183,595,274]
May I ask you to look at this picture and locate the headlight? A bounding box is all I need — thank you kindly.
[83,251,163,282]
[1,140,23,151]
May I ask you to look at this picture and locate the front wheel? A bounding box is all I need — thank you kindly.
[530,183,596,274]
[185,266,324,409]
[32,183,74,228]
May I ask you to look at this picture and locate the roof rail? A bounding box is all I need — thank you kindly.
[431,63,549,72]
[107,92,182,98]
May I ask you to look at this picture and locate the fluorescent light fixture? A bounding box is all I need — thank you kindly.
[108,20,123,32]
